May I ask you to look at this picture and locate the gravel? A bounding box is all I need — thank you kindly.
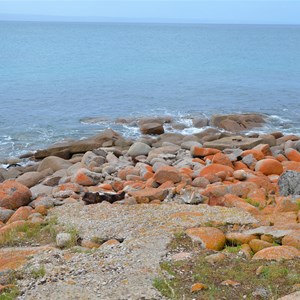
[17,202,257,300]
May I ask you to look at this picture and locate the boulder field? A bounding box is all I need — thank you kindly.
[0,113,300,299]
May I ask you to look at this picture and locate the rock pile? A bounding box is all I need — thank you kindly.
[0,113,300,299]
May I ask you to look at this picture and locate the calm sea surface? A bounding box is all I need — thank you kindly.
[0,21,300,159]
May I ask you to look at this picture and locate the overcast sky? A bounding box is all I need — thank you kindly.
[1,0,300,24]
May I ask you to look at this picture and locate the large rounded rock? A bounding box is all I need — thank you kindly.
[249,239,273,253]
[210,114,265,132]
[278,171,300,196]
[35,129,129,159]
[285,148,300,162]
[37,156,73,173]
[199,164,234,177]
[16,171,49,188]
[252,246,300,261]
[154,166,181,184]
[0,207,14,223]
[225,232,257,245]
[0,180,32,210]
[185,227,226,251]
[7,206,33,224]
[140,123,164,135]
[72,168,102,186]
[255,159,283,175]
[127,142,151,157]
[282,232,300,249]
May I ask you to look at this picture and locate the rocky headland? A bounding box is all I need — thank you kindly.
[0,113,300,300]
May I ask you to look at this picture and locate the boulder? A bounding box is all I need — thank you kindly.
[225,232,257,245]
[252,246,300,261]
[199,164,234,177]
[127,142,151,157]
[72,168,102,186]
[129,188,168,203]
[204,136,263,150]
[138,116,172,126]
[37,156,73,173]
[0,208,14,223]
[185,227,226,251]
[192,117,209,128]
[30,184,53,200]
[140,123,164,135]
[282,232,300,249]
[195,128,222,143]
[285,148,300,162]
[249,239,273,253]
[278,171,300,196]
[255,159,283,175]
[35,129,129,159]
[154,166,181,184]
[0,180,32,209]
[16,170,51,188]
[7,206,33,224]
[210,114,265,132]
[277,292,300,300]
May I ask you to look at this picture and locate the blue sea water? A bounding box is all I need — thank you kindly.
[0,21,300,160]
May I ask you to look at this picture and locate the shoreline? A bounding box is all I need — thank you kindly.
[1,112,298,165]
[1,113,300,299]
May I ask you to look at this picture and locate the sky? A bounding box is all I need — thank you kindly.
[0,0,300,24]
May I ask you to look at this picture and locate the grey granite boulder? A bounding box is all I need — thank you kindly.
[278,171,300,196]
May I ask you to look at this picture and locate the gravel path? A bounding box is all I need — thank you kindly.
[18,202,257,300]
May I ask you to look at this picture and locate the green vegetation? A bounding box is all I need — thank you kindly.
[30,265,46,279]
[245,197,260,208]
[223,245,242,254]
[0,217,59,247]
[0,217,80,249]
[0,287,19,300]
[153,235,300,300]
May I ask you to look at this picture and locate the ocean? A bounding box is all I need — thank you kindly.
[0,21,300,160]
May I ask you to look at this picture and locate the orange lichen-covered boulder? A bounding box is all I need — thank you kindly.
[154,166,181,184]
[249,239,273,253]
[282,232,300,249]
[253,144,272,156]
[7,206,33,224]
[185,227,226,251]
[212,153,233,167]
[199,164,234,177]
[72,168,101,186]
[252,246,300,261]
[223,194,259,214]
[129,188,168,203]
[241,150,265,161]
[285,148,300,162]
[282,161,300,172]
[191,147,220,157]
[225,232,258,245]
[0,180,32,210]
[255,159,283,175]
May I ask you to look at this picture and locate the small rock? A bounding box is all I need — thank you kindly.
[191,282,208,292]
[205,253,226,264]
[220,279,240,287]
[56,233,73,249]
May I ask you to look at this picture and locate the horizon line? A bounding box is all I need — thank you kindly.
[0,13,300,25]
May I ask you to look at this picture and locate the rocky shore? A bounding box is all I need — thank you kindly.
[1,113,300,300]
